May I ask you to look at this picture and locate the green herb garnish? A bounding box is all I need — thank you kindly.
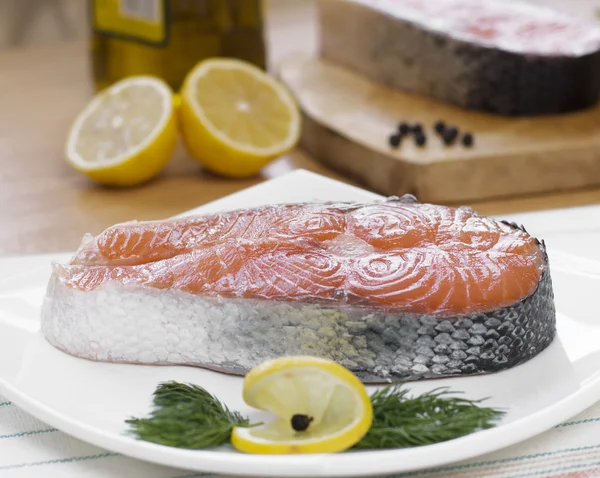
[354,384,504,449]
[126,381,259,449]
[126,381,504,450]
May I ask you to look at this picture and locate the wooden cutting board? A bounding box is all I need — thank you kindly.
[278,54,600,204]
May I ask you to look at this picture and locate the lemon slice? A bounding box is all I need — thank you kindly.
[179,58,301,178]
[231,356,373,454]
[66,76,177,187]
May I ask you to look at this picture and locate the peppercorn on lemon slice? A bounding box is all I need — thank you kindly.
[231,356,373,454]
[179,58,301,178]
[66,76,177,187]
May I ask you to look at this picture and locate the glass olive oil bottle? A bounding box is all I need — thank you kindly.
[90,0,267,91]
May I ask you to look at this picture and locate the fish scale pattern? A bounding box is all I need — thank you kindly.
[42,259,556,383]
[359,267,556,380]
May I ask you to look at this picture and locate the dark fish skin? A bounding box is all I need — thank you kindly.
[347,221,556,382]
[180,252,555,384]
[217,220,555,383]
[352,262,555,382]
[318,0,600,116]
[460,48,600,116]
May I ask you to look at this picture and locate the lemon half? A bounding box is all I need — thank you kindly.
[66,76,177,187]
[231,356,373,454]
[179,58,301,178]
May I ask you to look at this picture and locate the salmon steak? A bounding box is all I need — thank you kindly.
[40,195,556,382]
[319,0,600,116]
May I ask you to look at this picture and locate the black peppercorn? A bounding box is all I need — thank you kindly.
[434,121,446,134]
[415,132,426,146]
[442,126,459,145]
[291,414,313,432]
[398,122,410,135]
[462,133,474,147]
[411,123,423,134]
[389,133,402,148]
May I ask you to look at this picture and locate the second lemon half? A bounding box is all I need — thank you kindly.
[179,58,302,178]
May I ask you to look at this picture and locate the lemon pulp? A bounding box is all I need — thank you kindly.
[179,58,301,178]
[232,356,373,454]
[66,75,177,187]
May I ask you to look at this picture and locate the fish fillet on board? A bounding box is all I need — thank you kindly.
[319,0,600,116]
[40,195,556,382]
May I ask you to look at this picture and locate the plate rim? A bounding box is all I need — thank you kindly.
[1,169,597,477]
[1,325,598,477]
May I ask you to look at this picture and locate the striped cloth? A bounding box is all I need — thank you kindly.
[2,392,600,477]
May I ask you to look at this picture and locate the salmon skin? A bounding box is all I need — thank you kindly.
[40,195,556,382]
[319,0,600,116]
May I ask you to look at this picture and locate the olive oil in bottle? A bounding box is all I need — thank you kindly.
[89,0,267,91]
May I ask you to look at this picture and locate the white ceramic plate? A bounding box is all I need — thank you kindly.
[1,170,600,477]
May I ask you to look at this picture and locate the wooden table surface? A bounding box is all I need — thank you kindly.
[3,2,600,258]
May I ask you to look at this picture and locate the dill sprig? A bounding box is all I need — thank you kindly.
[354,384,505,449]
[126,381,505,450]
[125,381,259,449]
